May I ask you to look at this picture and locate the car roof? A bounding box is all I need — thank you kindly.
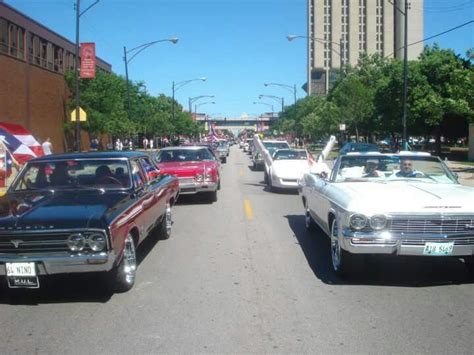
[28,151,148,163]
[263,140,289,144]
[160,146,210,150]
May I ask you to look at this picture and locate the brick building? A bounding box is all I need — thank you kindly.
[0,1,111,153]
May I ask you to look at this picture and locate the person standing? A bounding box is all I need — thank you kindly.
[149,139,154,150]
[142,137,149,150]
[90,138,99,151]
[42,137,53,155]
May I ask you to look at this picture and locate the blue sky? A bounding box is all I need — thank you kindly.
[5,0,474,118]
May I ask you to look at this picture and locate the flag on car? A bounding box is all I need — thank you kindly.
[208,122,219,142]
[0,122,44,165]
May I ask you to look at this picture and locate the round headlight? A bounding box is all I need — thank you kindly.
[67,234,85,252]
[88,233,106,252]
[349,214,368,230]
[195,174,203,182]
[369,215,387,230]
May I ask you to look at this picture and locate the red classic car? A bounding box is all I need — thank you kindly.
[0,151,179,293]
[154,146,220,202]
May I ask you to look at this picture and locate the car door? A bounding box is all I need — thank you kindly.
[130,159,154,240]
[139,157,166,225]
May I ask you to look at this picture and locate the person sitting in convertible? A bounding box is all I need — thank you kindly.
[362,159,383,178]
[394,159,423,178]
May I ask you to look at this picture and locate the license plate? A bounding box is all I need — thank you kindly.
[5,262,39,289]
[423,242,454,256]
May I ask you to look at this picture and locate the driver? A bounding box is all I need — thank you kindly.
[395,159,421,177]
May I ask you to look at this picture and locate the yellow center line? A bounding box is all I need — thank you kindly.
[243,199,253,220]
[239,169,244,177]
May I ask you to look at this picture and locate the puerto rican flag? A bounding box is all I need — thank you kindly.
[208,122,219,142]
[0,122,44,165]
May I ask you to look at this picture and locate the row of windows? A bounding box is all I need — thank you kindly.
[323,0,332,68]
[0,17,77,74]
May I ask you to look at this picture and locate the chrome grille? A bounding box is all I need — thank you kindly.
[388,216,474,235]
[178,178,194,184]
[0,233,71,253]
[401,236,474,246]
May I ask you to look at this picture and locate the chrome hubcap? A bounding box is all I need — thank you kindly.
[123,235,137,284]
[331,220,341,271]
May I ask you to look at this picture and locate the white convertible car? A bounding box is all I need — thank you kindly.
[300,152,474,277]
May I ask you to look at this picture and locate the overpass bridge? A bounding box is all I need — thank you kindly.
[195,113,279,136]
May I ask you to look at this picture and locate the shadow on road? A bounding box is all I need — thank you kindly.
[285,214,473,287]
[176,194,213,205]
[0,231,164,305]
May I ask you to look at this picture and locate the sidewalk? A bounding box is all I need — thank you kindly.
[447,161,474,187]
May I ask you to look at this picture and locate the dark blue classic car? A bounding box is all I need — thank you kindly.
[0,151,179,292]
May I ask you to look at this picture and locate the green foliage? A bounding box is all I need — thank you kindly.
[278,45,473,142]
[64,70,200,140]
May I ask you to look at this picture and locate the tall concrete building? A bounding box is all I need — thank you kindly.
[307,0,424,95]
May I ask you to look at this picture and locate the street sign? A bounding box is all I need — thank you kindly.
[70,107,87,122]
[80,43,96,79]
[339,124,346,131]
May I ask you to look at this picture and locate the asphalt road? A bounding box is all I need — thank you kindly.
[0,146,473,354]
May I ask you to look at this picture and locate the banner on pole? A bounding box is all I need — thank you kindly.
[80,42,96,79]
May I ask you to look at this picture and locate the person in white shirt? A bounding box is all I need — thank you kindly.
[42,137,53,155]
[149,139,154,150]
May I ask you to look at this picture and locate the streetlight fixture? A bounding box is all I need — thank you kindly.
[259,94,284,113]
[253,101,274,113]
[188,95,215,113]
[74,0,100,151]
[194,101,215,115]
[172,77,207,122]
[123,37,179,120]
[264,82,297,104]
[287,34,343,96]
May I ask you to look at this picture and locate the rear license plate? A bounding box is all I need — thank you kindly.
[5,262,39,288]
[423,242,454,256]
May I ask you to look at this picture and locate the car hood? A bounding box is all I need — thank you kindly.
[332,182,474,214]
[0,190,130,230]
[273,160,310,179]
[158,161,216,178]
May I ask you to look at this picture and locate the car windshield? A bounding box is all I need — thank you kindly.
[343,143,379,153]
[333,155,458,184]
[12,159,132,191]
[156,148,214,162]
[273,150,308,160]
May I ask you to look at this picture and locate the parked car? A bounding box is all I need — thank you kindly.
[265,149,313,191]
[339,142,380,155]
[154,146,220,202]
[0,151,179,292]
[299,152,474,277]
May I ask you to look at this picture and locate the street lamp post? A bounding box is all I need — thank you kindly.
[264,82,297,104]
[194,101,215,131]
[253,101,274,113]
[123,37,178,120]
[259,94,284,113]
[172,77,207,122]
[74,0,100,152]
[287,34,343,96]
[188,95,215,114]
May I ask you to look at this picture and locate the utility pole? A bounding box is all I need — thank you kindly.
[74,0,81,151]
[172,81,176,122]
[123,46,131,120]
[402,0,409,150]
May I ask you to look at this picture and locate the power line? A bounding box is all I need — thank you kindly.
[385,19,474,58]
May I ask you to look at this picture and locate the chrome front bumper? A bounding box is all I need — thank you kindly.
[0,251,115,276]
[179,181,218,194]
[271,176,300,189]
[341,229,474,256]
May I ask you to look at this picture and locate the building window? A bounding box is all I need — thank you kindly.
[341,0,349,66]
[323,0,332,68]
[358,0,367,55]
[376,0,384,55]
[0,18,8,54]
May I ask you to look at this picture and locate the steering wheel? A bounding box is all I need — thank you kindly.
[97,176,122,186]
